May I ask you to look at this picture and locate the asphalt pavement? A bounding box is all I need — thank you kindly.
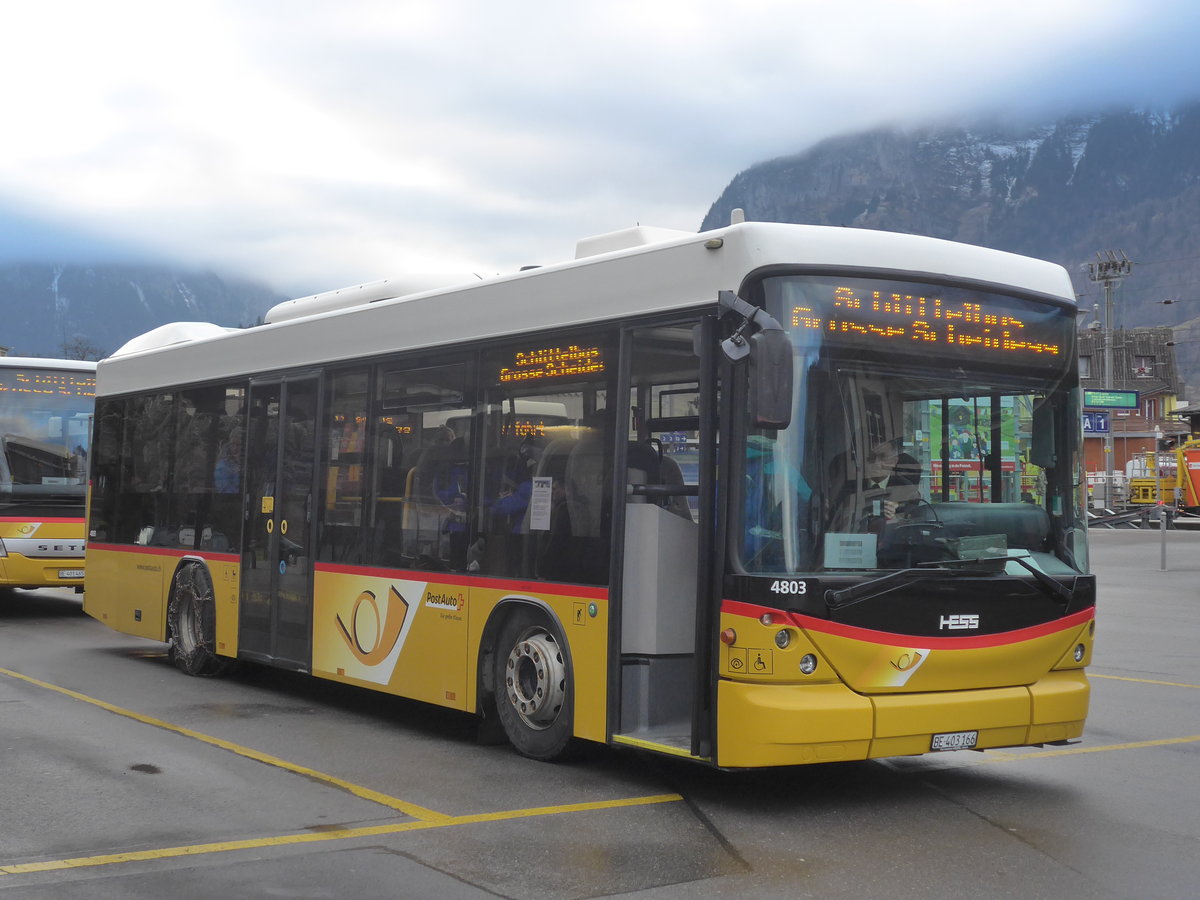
[0,529,1197,899]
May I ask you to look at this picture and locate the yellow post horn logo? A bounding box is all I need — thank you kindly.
[336,586,409,666]
[890,651,924,672]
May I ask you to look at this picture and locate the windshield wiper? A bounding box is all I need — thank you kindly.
[915,555,1075,604]
[825,555,1076,611]
[824,566,991,610]
[975,555,1075,604]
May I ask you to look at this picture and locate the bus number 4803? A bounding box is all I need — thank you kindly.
[770,580,807,595]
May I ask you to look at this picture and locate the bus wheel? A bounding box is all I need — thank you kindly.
[168,564,233,677]
[493,608,573,760]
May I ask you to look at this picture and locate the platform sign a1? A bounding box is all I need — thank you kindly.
[1082,412,1111,434]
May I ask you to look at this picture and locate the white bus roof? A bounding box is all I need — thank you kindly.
[97,221,1076,397]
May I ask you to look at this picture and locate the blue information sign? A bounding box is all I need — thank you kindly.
[1082,412,1111,434]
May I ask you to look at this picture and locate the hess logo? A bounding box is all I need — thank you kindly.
[939,614,980,631]
[336,586,409,665]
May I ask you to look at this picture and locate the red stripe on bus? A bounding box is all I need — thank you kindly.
[721,598,1094,649]
[315,561,610,600]
[86,542,240,564]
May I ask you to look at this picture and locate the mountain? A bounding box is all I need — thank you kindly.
[701,103,1200,395]
[0,264,285,360]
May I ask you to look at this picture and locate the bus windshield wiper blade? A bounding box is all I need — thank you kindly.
[824,566,988,610]
[983,555,1076,604]
[921,554,1075,604]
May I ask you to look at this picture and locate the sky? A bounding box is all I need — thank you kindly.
[2,0,1199,297]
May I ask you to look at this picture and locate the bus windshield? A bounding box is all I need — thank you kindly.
[740,273,1087,578]
[0,367,95,500]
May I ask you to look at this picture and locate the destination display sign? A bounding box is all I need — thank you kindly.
[0,370,96,398]
[1083,389,1139,409]
[498,345,605,383]
[767,276,1073,374]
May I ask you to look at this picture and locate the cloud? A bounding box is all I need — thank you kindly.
[1,0,1197,295]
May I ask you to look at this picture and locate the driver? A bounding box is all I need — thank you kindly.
[856,438,922,525]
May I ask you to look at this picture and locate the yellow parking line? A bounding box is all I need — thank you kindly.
[0,666,449,823]
[447,793,682,826]
[1091,673,1200,689]
[981,733,1200,762]
[0,794,683,875]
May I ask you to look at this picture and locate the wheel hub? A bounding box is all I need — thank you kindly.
[504,630,566,730]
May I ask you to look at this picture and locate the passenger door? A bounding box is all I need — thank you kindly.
[239,374,320,669]
[614,321,709,756]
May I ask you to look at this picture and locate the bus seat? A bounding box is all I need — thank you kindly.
[626,441,661,495]
[658,452,693,519]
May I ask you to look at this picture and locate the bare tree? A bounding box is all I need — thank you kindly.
[60,336,104,361]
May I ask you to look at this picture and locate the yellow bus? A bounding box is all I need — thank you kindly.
[84,220,1093,766]
[0,357,95,591]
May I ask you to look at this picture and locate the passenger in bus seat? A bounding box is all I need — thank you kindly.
[490,435,542,531]
[215,427,243,493]
[744,433,813,569]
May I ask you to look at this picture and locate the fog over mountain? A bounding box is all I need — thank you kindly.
[702,102,1200,395]
[0,263,283,360]
[6,101,1200,376]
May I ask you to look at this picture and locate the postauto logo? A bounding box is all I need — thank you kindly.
[336,586,410,665]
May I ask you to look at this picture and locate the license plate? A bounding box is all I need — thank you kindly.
[58,569,85,579]
[931,730,978,751]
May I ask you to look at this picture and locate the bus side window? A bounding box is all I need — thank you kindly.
[90,398,125,542]
[319,369,369,565]
[476,382,612,585]
[368,362,470,572]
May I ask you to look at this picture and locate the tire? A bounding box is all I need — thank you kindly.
[493,607,573,760]
[168,563,234,677]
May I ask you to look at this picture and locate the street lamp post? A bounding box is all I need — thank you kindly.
[1087,252,1132,509]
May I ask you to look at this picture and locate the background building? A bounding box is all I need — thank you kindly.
[1077,326,1189,478]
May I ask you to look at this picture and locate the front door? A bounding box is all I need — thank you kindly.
[239,374,319,669]
[615,321,709,755]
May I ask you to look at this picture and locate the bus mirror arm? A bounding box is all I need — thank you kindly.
[717,291,793,430]
[718,290,771,361]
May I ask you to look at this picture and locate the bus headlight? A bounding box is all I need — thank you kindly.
[799,654,818,675]
[1073,644,1086,663]
[774,629,791,649]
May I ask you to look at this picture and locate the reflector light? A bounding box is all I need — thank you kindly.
[720,628,737,645]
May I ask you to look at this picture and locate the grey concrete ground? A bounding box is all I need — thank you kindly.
[1,529,1197,899]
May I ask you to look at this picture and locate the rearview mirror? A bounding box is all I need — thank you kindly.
[750,328,793,430]
[1030,402,1056,469]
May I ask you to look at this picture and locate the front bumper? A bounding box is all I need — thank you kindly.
[715,669,1089,768]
